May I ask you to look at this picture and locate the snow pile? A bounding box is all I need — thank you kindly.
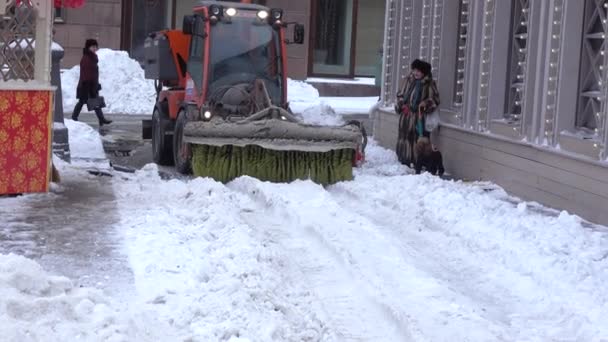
[0,254,131,341]
[287,78,378,120]
[298,103,344,126]
[287,78,320,103]
[65,119,105,160]
[114,165,328,341]
[357,138,411,176]
[62,49,155,115]
[64,119,110,170]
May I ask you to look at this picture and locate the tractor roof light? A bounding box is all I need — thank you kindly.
[208,4,223,23]
[270,8,283,20]
[269,8,283,28]
[225,7,237,17]
[257,10,269,20]
[209,5,222,17]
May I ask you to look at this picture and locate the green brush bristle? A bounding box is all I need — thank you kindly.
[192,145,354,185]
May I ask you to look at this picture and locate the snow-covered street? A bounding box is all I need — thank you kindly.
[2,118,608,341]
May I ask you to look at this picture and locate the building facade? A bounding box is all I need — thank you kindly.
[53,0,122,67]
[373,0,608,225]
[54,0,386,83]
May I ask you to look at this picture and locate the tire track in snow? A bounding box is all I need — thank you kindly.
[229,178,508,341]
[229,178,418,342]
[329,174,608,341]
[328,183,517,326]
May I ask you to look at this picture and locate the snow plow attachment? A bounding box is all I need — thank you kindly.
[183,108,366,185]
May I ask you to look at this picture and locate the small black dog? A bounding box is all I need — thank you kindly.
[415,137,445,176]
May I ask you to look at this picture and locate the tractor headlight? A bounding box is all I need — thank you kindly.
[225,8,237,17]
[257,10,269,19]
[203,110,213,120]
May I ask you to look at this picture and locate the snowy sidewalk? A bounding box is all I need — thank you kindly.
[2,115,608,340]
[0,163,133,296]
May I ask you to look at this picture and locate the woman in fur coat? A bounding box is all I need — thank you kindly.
[394,59,440,167]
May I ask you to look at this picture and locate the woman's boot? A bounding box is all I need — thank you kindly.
[94,108,112,126]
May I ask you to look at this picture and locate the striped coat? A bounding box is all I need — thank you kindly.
[395,73,440,167]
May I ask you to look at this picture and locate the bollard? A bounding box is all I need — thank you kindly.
[51,41,70,162]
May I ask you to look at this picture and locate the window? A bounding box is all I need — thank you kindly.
[453,0,469,106]
[576,0,606,136]
[505,0,530,122]
[354,0,386,76]
[311,0,356,76]
[309,0,386,78]
[188,16,206,93]
[54,7,65,23]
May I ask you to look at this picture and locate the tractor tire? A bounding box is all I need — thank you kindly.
[173,110,192,174]
[152,107,174,166]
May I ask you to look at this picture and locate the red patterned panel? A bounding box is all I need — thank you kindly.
[0,90,53,195]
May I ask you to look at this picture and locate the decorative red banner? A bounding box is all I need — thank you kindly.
[15,0,86,8]
[0,90,53,195]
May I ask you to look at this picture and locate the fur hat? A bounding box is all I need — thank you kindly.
[84,39,98,50]
[411,59,432,76]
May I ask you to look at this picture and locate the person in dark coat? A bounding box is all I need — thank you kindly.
[71,39,112,126]
[394,59,440,168]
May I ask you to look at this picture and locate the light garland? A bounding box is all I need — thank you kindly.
[400,2,413,83]
[419,0,433,60]
[542,0,563,146]
[430,0,444,81]
[601,1,608,159]
[454,0,469,125]
[476,0,496,132]
[382,0,395,107]
[505,0,530,135]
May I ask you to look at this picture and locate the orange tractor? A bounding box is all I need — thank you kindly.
[143,0,366,184]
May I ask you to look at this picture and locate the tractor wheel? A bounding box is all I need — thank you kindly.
[152,107,174,165]
[173,110,192,174]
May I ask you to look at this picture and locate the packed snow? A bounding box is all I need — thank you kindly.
[61,49,157,115]
[5,48,606,341]
[0,253,175,342]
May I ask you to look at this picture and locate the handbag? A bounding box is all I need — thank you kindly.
[86,96,106,111]
[425,110,440,132]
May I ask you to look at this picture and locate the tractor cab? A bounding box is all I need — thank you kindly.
[182,1,304,118]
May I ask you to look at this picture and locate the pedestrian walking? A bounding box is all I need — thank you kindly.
[71,39,112,126]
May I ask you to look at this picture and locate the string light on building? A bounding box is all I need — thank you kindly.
[541,0,563,146]
[454,0,469,125]
[596,1,608,158]
[430,0,444,80]
[476,0,496,132]
[382,0,395,107]
[419,0,433,61]
[504,0,530,135]
[400,1,413,83]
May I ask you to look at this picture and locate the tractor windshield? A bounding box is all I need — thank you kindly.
[208,14,283,105]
